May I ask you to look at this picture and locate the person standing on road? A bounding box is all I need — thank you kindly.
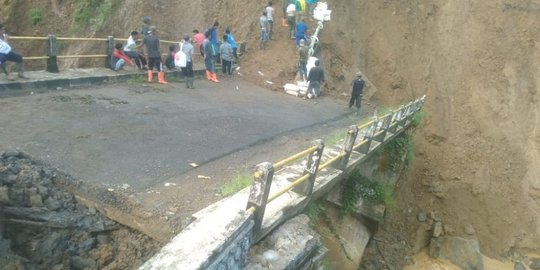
[350,72,365,114]
[181,35,195,89]
[306,59,324,99]
[192,29,205,56]
[259,11,269,49]
[143,26,167,84]
[203,30,219,83]
[297,39,308,81]
[208,21,219,59]
[0,23,28,80]
[219,35,233,79]
[225,28,238,62]
[266,1,275,40]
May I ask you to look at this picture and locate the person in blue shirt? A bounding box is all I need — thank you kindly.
[208,20,219,57]
[295,18,308,46]
[225,27,238,61]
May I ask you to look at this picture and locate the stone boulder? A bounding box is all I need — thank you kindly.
[429,236,483,270]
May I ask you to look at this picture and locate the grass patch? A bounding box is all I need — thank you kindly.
[339,170,394,218]
[28,9,43,26]
[73,0,119,32]
[324,131,346,147]
[219,172,253,197]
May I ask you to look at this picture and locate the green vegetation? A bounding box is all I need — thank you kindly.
[306,201,325,226]
[324,132,346,147]
[219,172,253,197]
[74,0,119,32]
[412,110,426,127]
[28,9,43,26]
[382,132,414,172]
[339,170,394,218]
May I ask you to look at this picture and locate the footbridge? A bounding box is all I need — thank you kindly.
[140,96,426,270]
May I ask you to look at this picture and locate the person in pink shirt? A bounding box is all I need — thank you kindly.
[192,29,205,55]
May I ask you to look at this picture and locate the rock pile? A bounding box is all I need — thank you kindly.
[0,151,158,269]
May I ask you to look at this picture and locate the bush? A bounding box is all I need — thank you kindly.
[339,170,394,218]
[74,0,119,32]
[28,9,43,26]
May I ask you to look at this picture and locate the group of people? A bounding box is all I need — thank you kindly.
[0,23,28,81]
[111,17,240,87]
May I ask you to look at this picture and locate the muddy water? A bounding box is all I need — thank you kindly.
[405,250,538,270]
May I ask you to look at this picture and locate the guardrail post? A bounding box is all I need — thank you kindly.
[246,162,274,236]
[359,120,377,155]
[295,139,324,196]
[339,125,358,170]
[373,114,393,143]
[46,35,59,73]
[106,36,114,69]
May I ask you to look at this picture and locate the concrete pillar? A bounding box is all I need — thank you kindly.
[46,35,59,73]
[246,162,274,237]
[339,125,358,169]
[358,120,377,155]
[295,139,324,196]
[106,36,114,69]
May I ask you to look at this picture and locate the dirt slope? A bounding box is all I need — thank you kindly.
[2,0,540,265]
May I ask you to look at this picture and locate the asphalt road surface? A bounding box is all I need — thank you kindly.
[0,78,355,191]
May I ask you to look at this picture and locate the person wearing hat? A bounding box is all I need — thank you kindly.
[350,71,365,114]
[297,39,308,81]
[143,26,167,84]
[141,16,152,36]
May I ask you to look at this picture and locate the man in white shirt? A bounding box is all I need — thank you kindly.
[0,23,27,80]
[286,2,296,39]
[265,1,275,40]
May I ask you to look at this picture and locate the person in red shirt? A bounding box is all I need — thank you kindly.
[112,43,134,71]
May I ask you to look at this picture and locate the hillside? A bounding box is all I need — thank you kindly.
[1,0,539,268]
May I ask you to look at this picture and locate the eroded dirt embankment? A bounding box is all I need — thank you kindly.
[0,151,159,269]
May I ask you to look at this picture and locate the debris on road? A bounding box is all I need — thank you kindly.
[197,175,211,180]
[188,162,198,168]
[258,71,264,76]
[164,182,177,187]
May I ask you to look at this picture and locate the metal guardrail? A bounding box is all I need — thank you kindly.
[8,35,205,73]
[246,95,426,238]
